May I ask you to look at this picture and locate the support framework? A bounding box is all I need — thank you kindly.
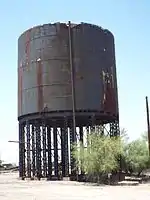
[18,114,119,180]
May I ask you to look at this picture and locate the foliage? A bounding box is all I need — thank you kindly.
[141,132,148,142]
[72,133,122,176]
[73,129,150,178]
[123,139,150,175]
[120,128,129,144]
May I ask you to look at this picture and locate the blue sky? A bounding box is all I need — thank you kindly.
[0,0,150,163]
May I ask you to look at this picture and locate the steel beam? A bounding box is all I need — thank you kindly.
[31,124,36,177]
[61,118,69,177]
[26,121,31,178]
[61,127,65,177]
[79,126,84,175]
[35,123,41,179]
[42,124,47,177]
[70,125,77,178]
[19,123,25,179]
[53,124,58,177]
[47,126,52,179]
[110,121,120,137]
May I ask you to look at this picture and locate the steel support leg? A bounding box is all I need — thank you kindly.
[70,124,77,178]
[53,125,58,177]
[110,120,120,137]
[90,115,95,132]
[61,117,69,177]
[47,126,52,179]
[64,126,69,177]
[61,127,65,177]
[19,123,25,179]
[31,124,36,177]
[98,125,104,135]
[42,123,47,177]
[86,126,90,147]
[79,126,83,144]
[36,123,41,180]
[26,121,31,178]
[79,126,84,175]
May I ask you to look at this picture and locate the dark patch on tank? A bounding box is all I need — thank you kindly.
[36,59,43,112]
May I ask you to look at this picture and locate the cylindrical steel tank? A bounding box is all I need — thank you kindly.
[18,22,120,180]
[18,22,118,119]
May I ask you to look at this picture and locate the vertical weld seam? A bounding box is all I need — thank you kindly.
[26,30,30,70]
[18,68,20,115]
[18,68,23,115]
[20,68,23,115]
[37,61,43,112]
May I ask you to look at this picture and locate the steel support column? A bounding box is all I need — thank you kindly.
[64,125,69,176]
[26,121,31,178]
[31,124,36,177]
[61,117,69,177]
[19,122,25,179]
[79,126,84,175]
[110,120,120,137]
[61,127,65,177]
[90,115,95,132]
[42,123,47,177]
[53,124,58,177]
[70,124,77,178]
[35,123,41,179]
[47,126,52,179]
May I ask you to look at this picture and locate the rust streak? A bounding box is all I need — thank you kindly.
[37,61,43,112]
[102,70,116,114]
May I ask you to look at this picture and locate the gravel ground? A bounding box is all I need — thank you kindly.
[0,173,150,200]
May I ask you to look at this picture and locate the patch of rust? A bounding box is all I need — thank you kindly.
[36,60,43,112]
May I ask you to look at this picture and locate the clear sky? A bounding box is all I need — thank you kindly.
[0,0,150,164]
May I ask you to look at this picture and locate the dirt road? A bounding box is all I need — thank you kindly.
[0,173,150,200]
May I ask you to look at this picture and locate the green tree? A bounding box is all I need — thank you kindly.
[73,133,122,180]
[124,139,150,176]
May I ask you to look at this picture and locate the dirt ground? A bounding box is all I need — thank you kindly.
[0,173,150,200]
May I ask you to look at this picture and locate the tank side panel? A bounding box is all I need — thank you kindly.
[72,24,118,115]
[18,33,26,117]
[109,33,119,115]
[72,25,85,110]
[102,30,118,115]
[36,60,43,112]
[18,23,73,117]
[18,68,23,116]
[73,24,105,111]
[83,24,105,111]
[41,24,72,111]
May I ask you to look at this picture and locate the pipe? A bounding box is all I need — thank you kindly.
[68,21,76,142]
[145,96,150,155]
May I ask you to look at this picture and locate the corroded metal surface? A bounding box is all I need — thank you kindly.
[18,22,118,118]
[18,22,120,180]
